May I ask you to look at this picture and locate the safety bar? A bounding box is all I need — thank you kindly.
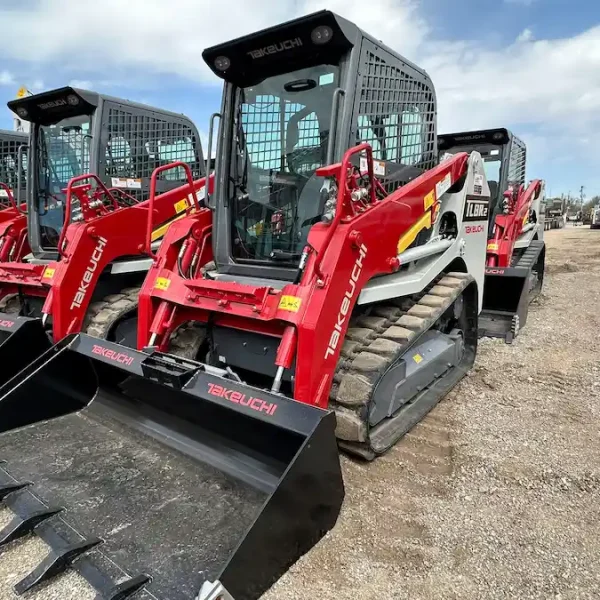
[205,113,221,211]
[59,174,119,257]
[326,89,345,166]
[312,143,376,281]
[145,161,198,258]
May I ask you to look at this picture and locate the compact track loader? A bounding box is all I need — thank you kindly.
[0,87,207,386]
[0,11,491,600]
[0,129,29,261]
[439,128,545,342]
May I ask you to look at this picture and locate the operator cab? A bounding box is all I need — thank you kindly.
[8,87,206,261]
[438,128,526,236]
[202,10,437,283]
[0,129,28,206]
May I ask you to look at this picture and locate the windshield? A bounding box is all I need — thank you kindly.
[483,158,501,206]
[230,65,340,263]
[36,116,92,248]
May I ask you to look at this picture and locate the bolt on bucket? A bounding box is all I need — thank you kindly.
[0,314,53,389]
[0,334,344,600]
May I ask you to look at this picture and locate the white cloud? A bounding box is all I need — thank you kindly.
[516,28,534,42]
[0,71,15,86]
[31,79,44,91]
[0,0,598,192]
[69,79,94,90]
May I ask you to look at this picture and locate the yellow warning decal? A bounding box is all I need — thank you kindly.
[278,295,302,313]
[424,190,435,211]
[174,198,188,213]
[43,267,55,279]
[487,242,499,251]
[154,277,171,291]
[413,353,423,364]
[397,212,432,254]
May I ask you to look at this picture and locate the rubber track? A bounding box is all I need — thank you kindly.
[330,271,474,457]
[84,287,141,339]
[168,323,208,359]
[0,294,20,314]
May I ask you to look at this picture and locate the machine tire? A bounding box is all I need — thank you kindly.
[84,287,141,347]
[0,294,21,314]
[167,323,208,360]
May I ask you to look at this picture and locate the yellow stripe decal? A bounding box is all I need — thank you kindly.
[397,211,432,255]
[151,212,189,243]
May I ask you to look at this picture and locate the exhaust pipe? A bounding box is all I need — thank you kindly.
[0,335,344,600]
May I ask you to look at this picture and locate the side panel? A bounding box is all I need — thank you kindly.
[358,152,490,311]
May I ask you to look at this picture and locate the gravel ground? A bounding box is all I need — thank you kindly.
[0,226,598,599]
[263,225,600,600]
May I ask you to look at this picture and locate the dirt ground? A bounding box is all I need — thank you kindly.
[264,225,600,600]
[0,226,599,599]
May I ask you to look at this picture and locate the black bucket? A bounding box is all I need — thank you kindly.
[479,241,545,343]
[0,335,344,600]
[0,314,53,389]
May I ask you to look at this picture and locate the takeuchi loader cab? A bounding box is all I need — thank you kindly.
[8,87,206,262]
[0,87,207,386]
[439,128,546,342]
[0,129,28,204]
[0,11,492,600]
[0,129,29,261]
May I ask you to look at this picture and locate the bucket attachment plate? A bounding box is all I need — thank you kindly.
[0,335,344,600]
[0,314,52,388]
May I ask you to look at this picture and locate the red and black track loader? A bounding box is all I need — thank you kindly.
[0,11,492,600]
[0,87,208,387]
[439,128,546,342]
[0,129,29,262]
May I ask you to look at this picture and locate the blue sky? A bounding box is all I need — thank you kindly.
[0,0,598,200]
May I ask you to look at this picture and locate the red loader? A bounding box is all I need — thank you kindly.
[0,11,493,600]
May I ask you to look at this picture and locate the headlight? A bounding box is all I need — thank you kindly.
[16,107,28,119]
[214,56,231,72]
[311,25,333,45]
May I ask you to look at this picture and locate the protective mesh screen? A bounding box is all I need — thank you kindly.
[241,96,323,175]
[0,136,27,201]
[356,48,436,192]
[104,109,202,187]
[508,136,526,187]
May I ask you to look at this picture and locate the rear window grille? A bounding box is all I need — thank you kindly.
[356,48,436,193]
[508,137,526,187]
[0,137,27,195]
[104,109,202,194]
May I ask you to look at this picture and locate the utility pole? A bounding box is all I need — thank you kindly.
[580,185,585,205]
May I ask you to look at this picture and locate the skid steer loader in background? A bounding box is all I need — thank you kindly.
[438,128,545,342]
[0,129,29,261]
[0,86,208,386]
[0,11,490,600]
